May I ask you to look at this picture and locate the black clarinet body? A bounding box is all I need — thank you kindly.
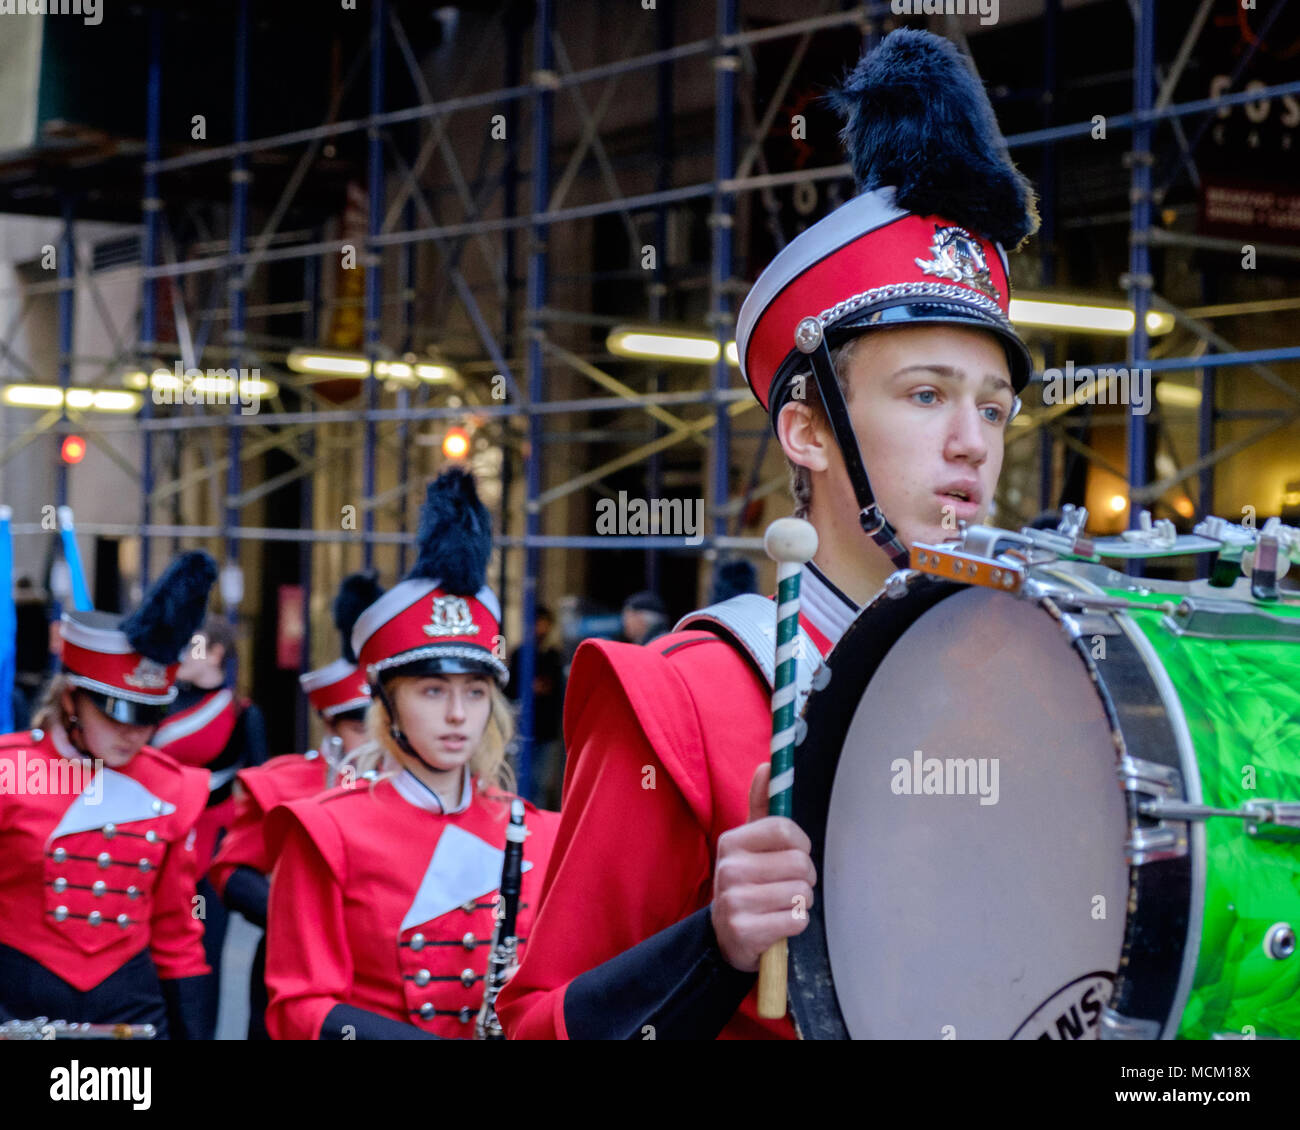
[475,797,527,1040]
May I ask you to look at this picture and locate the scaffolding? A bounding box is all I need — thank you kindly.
[0,0,1297,793]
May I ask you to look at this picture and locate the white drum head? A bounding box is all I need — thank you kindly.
[823,586,1129,1039]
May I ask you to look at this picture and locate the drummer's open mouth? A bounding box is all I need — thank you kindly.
[936,480,981,504]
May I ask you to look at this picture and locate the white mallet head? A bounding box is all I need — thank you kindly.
[764,517,819,565]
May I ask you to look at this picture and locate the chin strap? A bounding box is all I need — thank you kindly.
[370,680,447,814]
[794,317,911,571]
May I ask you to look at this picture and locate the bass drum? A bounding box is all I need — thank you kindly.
[787,565,1300,1040]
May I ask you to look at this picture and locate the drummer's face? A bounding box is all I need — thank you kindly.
[62,690,155,768]
[837,325,1013,547]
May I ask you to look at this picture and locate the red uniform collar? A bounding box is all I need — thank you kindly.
[390,765,474,815]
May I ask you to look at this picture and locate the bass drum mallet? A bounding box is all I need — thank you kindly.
[757,516,819,1019]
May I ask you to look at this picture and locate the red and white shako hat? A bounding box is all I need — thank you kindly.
[735,29,1039,418]
[351,468,507,690]
[298,570,385,720]
[59,551,218,726]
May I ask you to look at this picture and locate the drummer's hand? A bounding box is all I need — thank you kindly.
[711,762,817,973]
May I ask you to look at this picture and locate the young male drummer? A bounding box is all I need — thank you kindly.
[498,28,1039,1039]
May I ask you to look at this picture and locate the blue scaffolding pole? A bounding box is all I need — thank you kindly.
[709,0,738,585]
[517,0,555,804]
[56,196,75,513]
[1196,272,1216,581]
[1038,0,1059,516]
[297,242,321,754]
[499,15,523,602]
[1125,0,1155,575]
[363,0,387,573]
[644,0,677,595]
[226,0,251,621]
[139,8,163,589]
[396,195,416,578]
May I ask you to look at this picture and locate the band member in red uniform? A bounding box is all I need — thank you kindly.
[210,570,383,1039]
[264,469,560,1040]
[498,29,1039,1039]
[152,615,268,1030]
[0,552,218,1037]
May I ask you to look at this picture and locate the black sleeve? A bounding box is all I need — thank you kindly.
[222,865,270,929]
[239,704,270,767]
[319,1004,443,1041]
[160,975,216,1040]
[562,906,757,1040]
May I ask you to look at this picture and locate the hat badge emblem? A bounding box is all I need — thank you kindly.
[424,595,480,638]
[123,657,170,690]
[915,225,999,301]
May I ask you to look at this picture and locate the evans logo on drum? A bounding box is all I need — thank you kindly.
[1010,973,1114,1040]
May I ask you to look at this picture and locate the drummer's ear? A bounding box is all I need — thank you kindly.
[777,399,831,475]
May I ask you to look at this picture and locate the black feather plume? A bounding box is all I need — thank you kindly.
[829,28,1038,249]
[408,468,492,595]
[710,558,759,605]
[121,551,218,664]
[333,570,385,664]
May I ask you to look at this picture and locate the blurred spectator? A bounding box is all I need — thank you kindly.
[621,591,669,646]
[13,577,53,729]
[508,606,566,809]
[709,558,759,604]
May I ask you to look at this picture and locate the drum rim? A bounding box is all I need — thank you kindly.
[1039,565,1207,1040]
[788,569,1199,1040]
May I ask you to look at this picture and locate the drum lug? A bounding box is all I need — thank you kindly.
[1099,1007,1162,1040]
[1125,825,1187,864]
[1118,757,1188,864]
[1117,756,1181,799]
[1058,611,1122,641]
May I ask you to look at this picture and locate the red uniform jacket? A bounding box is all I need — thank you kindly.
[151,688,240,769]
[209,752,331,894]
[497,613,836,1041]
[264,771,560,1040]
[152,687,245,869]
[0,727,211,991]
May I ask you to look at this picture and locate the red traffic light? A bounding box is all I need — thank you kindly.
[442,427,470,460]
[61,436,87,464]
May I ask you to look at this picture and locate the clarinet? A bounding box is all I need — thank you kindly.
[0,1017,157,1040]
[474,798,527,1040]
